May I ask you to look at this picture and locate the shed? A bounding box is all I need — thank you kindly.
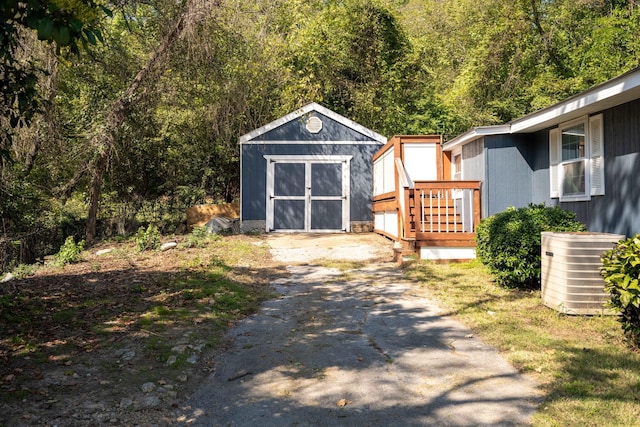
[239,103,387,233]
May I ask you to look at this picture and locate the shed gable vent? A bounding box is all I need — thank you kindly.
[305,116,323,133]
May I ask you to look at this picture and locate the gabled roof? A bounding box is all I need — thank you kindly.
[444,66,640,150]
[238,102,387,144]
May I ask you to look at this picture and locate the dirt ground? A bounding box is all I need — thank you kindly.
[0,232,394,426]
[266,233,395,264]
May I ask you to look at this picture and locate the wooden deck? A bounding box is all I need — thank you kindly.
[372,135,481,260]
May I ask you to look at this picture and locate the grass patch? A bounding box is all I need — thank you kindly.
[52,308,78,323]
[11,263,38,279]
[0,234,275,362]
[319,260,368,271]
[405,259,640,426]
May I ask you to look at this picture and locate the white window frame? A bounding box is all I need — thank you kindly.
[549,114,604,202]
[452,149,462,181]
[451,148,463,200]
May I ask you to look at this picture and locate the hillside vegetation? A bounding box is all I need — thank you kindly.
[2,0,639,242]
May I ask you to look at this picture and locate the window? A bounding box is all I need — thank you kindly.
[452,153,462,180]
[549,114,604,201]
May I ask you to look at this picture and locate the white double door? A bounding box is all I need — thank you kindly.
[265,155,351,232]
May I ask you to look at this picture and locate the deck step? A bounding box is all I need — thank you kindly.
[393,246,417,264]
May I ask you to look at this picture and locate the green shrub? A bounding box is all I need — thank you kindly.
[53,236,85,266]
[135,225,161,252]
[180,225,221,249]
[475,203,586,288]
[601,235,640,348]
[11,263,37,278]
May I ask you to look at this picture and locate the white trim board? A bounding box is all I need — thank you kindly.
[264,155,353,162]
[443,125,510,151]
[420,247,477,261]
[239,103,387,145]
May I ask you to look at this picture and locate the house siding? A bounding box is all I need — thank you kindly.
[447,70,640,238]
[558,99,640,237]
[529,129,553,205]
[483,134,534,217]
[519,98,640,237]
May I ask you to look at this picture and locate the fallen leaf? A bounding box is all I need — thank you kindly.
[465,334,474,339]
[357,357,364,362]
[336,399,352,407]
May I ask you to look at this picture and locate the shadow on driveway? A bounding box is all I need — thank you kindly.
[180,249,541,426]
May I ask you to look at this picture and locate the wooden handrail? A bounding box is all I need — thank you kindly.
[395,157,411,189]
[413,180,481,190]
[372,191,396,202]
[372,153,481,249]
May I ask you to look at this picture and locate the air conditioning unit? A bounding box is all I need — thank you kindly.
[541,232,624,315]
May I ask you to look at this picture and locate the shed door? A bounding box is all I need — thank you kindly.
[272,163,306,230]
[266,156,351,232]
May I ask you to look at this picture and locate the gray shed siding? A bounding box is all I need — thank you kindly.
[240,109,383,230]
[241,143,380,222]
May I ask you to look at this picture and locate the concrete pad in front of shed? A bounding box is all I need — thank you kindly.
[181,260,542,426]
[266,232,395,263]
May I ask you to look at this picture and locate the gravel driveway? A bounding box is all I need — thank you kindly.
[180,233,541,426]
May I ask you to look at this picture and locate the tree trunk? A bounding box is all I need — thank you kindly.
[83,0,219,242]
[85,147,109,242]
[527,0,571,77]
[25,46,58,173]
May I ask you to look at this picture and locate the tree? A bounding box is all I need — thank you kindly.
[0,0,109,162]
[278,0,457,136]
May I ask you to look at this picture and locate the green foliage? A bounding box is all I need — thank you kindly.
[4,0,640,242]
[601,235,640,348]
[476,204,586,289]
[135,225,161,252]
[180,226,222,249]
[281,0,442,136]
[0,165,48,233]
[11,263,37,279]
[0,0,110,159]
[53,235,85,266]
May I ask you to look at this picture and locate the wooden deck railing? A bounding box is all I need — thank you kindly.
[407,181,481,245]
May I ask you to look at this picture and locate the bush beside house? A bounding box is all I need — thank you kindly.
[601,235,640,348]
[476,204,586,289]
